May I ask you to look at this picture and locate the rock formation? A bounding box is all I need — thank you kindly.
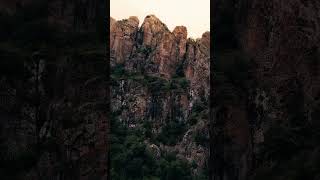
[110,16,140,64]
[110,15,210,177]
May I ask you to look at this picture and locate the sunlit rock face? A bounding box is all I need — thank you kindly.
[173,26,188,59]
[110,16,140,65]
[110,15,210,80]
[110,15,210,174]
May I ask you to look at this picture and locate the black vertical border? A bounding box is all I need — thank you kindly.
[209,1,214,180]
[106,0,111,180]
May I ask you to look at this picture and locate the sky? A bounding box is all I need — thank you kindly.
[110,0,210,38]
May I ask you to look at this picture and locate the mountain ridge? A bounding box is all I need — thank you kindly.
[110,14,210,179]
[110,15,210,39]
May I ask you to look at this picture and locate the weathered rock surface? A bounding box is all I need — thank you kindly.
[110,15,210,174]
[173,26,188,59]
[110,15,210,80]
[110,16,139,65]
[185,32,210,101]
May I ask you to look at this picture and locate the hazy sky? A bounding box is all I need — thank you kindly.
[110,0,210,38]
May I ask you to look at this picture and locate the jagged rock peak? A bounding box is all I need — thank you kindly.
[140,14,170,46]
[127,16,140,28]
[202,31,210,38]
[173,26,188,40]
[110,16,139,64]
[144,14,161,21]
[128,16,139,23]
[201,31,210,48]
[110,17,116,27]
[173,26,188,59]
[111,16,140,29]
[141,14,169,31]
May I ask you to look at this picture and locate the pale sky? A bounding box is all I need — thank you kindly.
[110,0,210,38]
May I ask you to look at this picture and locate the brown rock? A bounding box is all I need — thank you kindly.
[173,26,188,59]
[110,15,210,174]
[184,36,210,100]
[140,15,170,47]
[110,16,140,65]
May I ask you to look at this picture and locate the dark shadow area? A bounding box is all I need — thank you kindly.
[210,0,320,180]
[0,0,109,179]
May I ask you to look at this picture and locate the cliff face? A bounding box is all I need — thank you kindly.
[212,0,320,179]
[111,15,210,81]
[110,15,210,177]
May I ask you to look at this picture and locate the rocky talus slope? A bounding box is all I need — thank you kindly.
[110,15,210,178]
[211,0,320,179]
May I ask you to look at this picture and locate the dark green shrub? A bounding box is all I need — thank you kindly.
[112,64,126,77]
[137,46,153,56]
[157,120,186,145]
[178,78,189,89]
[175,63,185,77]
[159,152,192,180]
[144,75,170,92]
[188,116,198,126]
[143,121,153,138]
[193,130,209,146]
[193,102,206,114]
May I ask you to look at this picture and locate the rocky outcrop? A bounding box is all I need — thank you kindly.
[110,15,209,80]
[173,26,188,59]
[110,16,139,65]
[138,15,180,78]
[185,32,210,101]
[110,15,210,175]
[140,15,169,47]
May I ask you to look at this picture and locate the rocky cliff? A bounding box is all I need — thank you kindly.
[110,15,210,178]
[211,0,320,179]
